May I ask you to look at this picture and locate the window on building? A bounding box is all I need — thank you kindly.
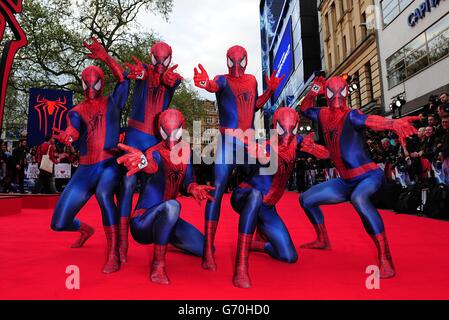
[353,25,357,46]
[381,0,414,26]
[386,48,406,88]
[361,12,367,39]
[404,33,429,78]
[386,13,449,88]
[343,35,348,57]
[336,44,340,65]
[325,13,330,37]
[328,52,333,70]
[331,3,337,31]
[364,62,373,102]
[427,14,449,63]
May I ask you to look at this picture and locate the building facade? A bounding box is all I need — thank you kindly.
[375,0,449,115]
[200,100,220,149]
[259,0,322,128]
[318,0,384,114]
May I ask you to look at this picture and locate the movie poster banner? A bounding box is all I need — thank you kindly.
[27,88,73,147]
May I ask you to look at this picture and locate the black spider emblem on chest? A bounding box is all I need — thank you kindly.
[168,168,182,180]
[238,91,253,102]
[88,111,104,132]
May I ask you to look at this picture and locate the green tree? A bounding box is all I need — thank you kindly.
[3,0,172,136]
[171,82,208,135]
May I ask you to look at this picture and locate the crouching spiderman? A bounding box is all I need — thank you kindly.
[117,41,183,263]
[117,109,214,285]
[298,75,419,278]
[193,45,284,271]
[51,38,129,274]
[230,107,329,288]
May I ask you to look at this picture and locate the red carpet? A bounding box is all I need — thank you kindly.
[1,192,449,300]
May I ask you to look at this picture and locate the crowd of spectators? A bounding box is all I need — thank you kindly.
[0,137,80,194]
[290,93,449,192]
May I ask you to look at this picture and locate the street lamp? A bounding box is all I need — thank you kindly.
[390,95,406,118]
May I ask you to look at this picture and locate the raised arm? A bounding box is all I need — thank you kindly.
[364,114,420,147]
[193,64,222,93]
[299,133,330,159]
[53,111,82,146]
[110,77,130,110]
[299,77,327,122]
[84,37,125,83]
[256,71,284,110]
[184,164,215,205]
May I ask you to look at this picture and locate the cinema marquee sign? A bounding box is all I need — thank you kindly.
[408,0,445,27]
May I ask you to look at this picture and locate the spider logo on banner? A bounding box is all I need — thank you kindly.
[33,95,68,135]
[27,88,74,147]
[0,0,28,132]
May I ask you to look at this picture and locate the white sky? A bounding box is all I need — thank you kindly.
[137,0,263,100]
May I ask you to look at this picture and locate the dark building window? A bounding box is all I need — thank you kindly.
[386,13,449,88]
[364,62,374,102]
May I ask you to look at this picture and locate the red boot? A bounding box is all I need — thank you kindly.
[71,222,95,248]
[150,244,170,285]
[251,227,267,252]
[102,225,120,274]
[119,217,129,263]
[233,233,252,289]
[300,223,331,250]
[202,220,218,271]
[370,232,396,279]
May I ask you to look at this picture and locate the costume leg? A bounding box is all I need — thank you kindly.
[170,218,204,257]
[96,163,121,274]
[351,172,395,278]
[299,178,351,249]
[230,187,263,288]
[118,174,137,218]
[203,154,235,271]
[117,173,136,264]
[256,205,298,263]
[117,168,149,263]
[51,166,96,248]
[131,200,181,284]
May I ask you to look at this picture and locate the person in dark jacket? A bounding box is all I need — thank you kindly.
[439,116,449,184]
[4,139,28,193]
[420,126,438,162]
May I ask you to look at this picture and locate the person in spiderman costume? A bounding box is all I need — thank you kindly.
[51,38,129,274]
[118,41,183,263]
[193,45,284,271]
[299,75,419,278]
[117,109,214,284]
[230,107,329,288]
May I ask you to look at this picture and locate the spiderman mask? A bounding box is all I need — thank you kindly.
[158,109,185,150]
[325,76,349,110]
[150,42,172,75]
[273,107,300,147]
[81,66,104,101]
[227,45,247,78]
